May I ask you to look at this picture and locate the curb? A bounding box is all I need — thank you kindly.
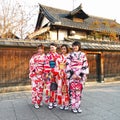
[85,80,120,87]
[0,85,31,93]
[0,81,120,93]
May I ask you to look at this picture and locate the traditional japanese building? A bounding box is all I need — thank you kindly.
[28,4,120,41]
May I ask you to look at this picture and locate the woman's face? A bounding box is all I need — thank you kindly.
[61,46,67,55]
[72,45,79,52]
[37,47,44,54]
[50,45,56,53]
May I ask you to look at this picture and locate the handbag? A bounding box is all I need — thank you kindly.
[50,82,58,91]
[49,60,56,68]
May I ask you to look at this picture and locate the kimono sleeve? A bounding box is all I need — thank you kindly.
[81,53,89,75]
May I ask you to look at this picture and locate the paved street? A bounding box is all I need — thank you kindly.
[0,81,120,120]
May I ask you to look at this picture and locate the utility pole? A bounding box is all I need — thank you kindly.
[73,0,75,9]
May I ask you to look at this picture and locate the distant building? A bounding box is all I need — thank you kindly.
[28,4,120,42]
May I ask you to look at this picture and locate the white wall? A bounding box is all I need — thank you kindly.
[41,17,49,27]
[58,30,67,40]
[49,29,88,40]
[75,31,87,39]
[49,30,57,40]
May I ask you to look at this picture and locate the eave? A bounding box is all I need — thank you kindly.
[39,4,59,23]
[68,4,89,19]
[28,27,50,39]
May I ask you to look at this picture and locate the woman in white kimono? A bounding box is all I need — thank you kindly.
[68,41,89,113]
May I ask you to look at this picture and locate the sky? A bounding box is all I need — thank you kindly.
[1,0,120,38]
[19,0,120,23]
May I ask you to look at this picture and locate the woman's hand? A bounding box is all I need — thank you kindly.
[72,74,77,79]
[72,74,81,80]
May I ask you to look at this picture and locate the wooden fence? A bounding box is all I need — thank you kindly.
[0,39,120,87]
[0,46,36,87]
[87,52,120,82]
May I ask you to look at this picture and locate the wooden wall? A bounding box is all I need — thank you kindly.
[87,54,97,81]
[86,51,120,82]
[0,47,36,87]
[0,46,120,87]
[104,52,120,77]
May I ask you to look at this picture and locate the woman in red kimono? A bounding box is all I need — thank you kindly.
[44,43,60,109]
[68,41,89,113]
[56,44,70,110]
[29,44,45,109]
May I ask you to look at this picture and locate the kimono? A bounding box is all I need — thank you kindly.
[56,54,70,107]
[29,53,45,105]
[68,51,89,110]
[44,52,60,104]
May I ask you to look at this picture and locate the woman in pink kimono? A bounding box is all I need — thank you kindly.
[56,44,70,110]
[44,43,60,109]
[68,41,89,113]
[29,44,45,109]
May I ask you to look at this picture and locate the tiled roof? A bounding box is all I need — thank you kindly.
[68,4,89,19]
[0,39,71,47]
[65,38,120,51]
[81,41,120,51]
[0,39,120,51]
[39,4,120,35]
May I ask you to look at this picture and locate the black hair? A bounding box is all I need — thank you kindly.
[72,41,81,51]
[50,43,57,47]
[37,44,44,49]
[61,44,70,54]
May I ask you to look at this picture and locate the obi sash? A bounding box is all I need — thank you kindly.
[59,62,66,70]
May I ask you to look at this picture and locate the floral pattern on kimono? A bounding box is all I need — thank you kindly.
[44,52,60,104]
[29,53,45,105]
[56,54,70,106]
[68,51,89,109]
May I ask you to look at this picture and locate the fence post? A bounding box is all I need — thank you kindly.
[100,53,104,82]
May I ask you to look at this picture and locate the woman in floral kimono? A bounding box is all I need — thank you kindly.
[44,43,60,109]
[29,44,45,109]
[68,41,89,113]
[56,44,70,110]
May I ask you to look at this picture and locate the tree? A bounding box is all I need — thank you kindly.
[0,0,38,39]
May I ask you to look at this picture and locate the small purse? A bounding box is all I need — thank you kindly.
[50,82,58,91]
[49,60,56,68]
